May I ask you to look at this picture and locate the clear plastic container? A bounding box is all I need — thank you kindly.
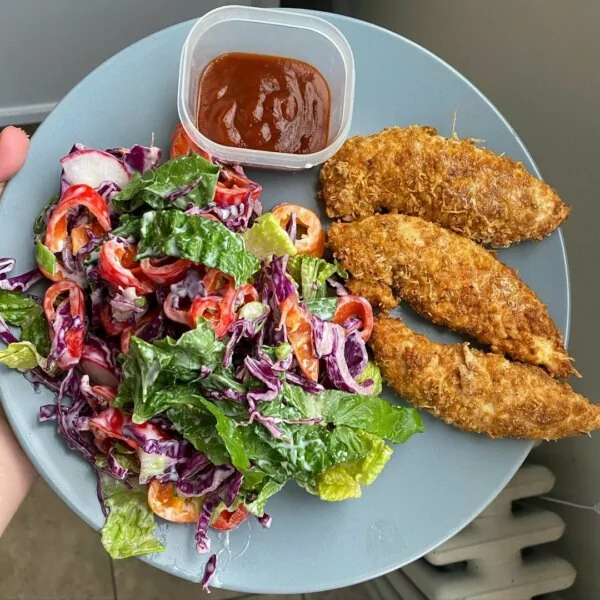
[177,5,355,171]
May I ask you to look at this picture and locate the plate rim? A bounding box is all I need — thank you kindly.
[0,11,571,594]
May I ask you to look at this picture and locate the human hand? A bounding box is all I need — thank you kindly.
[0,126,30,194]
[0,125,35,536]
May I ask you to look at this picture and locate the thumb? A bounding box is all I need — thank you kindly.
[0,126,30,182]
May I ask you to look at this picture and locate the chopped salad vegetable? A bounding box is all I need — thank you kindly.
[0,127,423,589]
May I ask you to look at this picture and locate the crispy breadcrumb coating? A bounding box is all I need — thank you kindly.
[371,316,597,440]
[328,214,575,378]
[320,126,569,247]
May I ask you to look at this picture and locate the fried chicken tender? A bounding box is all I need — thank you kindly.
[320,126,570,247]
[328,214,575,378]
[371,317,598,440]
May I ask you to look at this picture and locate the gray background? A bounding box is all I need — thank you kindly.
[0,0,277,125]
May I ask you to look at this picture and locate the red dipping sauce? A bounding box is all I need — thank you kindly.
[197,52,331,155]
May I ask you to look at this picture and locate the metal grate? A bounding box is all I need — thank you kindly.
[366,465,576,600]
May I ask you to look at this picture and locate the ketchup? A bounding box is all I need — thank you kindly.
[197,52,331,155]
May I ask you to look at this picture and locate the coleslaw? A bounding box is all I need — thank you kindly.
[0,124,423,590]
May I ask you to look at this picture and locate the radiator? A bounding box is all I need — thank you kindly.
[365,464,576,600]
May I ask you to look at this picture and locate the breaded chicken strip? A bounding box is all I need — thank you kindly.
[328,214,575,378]
[371,317,598,440]
[320,126,569,247]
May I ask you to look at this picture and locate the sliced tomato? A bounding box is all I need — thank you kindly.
[100,304,129,337]
[120,308,161,354]
[169,123,211,160]
[280,295,319,382]
[140,257,193,286]
[43,281,86,369]
[45,184,111,253]
[271,204,325,258]
[147,480,202,523]
[332,296,374,342]
[98,239,153,294]
[211,504,249,531]
[71,221,106,255]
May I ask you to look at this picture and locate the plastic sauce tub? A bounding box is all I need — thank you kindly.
[178,6,355,171]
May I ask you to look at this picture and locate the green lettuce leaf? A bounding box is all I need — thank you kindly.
[114,337,174,411]
[242,213,297,260]
[0,341,49,372]
[287,255,346,302]
[316,433,392,502]
[194,398,250,472]
[168,405,231,467]
[113,155,220,212]
[282,385,423,444]
[99,475,164,559]
[130,385,208,423]
[0,290,42,326]
[238,422,370,485]
[167,402,249,472]
[20,309,51,357]
[115,321,226,416]
[137,210,259,285]
[112,214,142,241]
[33,195,59,236]
[305,297,338,320]
[357,361,383,396]
[243,477,286,517]
[35,241,57,277]
[153,322,224,379]
[0,291,51,356]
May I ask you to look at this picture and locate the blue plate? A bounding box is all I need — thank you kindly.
[0,12,570,595]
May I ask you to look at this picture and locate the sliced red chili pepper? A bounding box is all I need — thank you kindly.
[45,184,111,253]
[120,308,161,354]
[98,239,154,294]
[100,304,129,337]
[139,257,193,286]
[190,287,236,339]
[211,504,249,531]
[332,296,374,342]
[271,204,325,258]
[280,295,319,382]
[163,291,194,327]
[214,166,262,207]
[203,268,234,294]
[233,283,259,312]
[43,281,86,370]
[89,407,168,450]
[71,221,106,255]
[43,280,85,320]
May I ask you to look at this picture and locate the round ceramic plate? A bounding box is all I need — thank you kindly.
[0,12,570,595]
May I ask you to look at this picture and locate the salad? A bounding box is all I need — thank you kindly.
[0,123,423,590]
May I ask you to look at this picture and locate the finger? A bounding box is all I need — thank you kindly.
[0,126,30,182]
